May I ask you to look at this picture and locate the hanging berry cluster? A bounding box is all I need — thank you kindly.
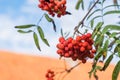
[38,0,67,17]
[56,33,96,63]
[45,69,55,80]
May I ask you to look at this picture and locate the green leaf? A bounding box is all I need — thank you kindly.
[81,0,84,10]
[102,25,120,34]
[17,30,33,33]
[94,50,103,61]
[104,10,120,16]
[103,5,120,10]
[75,0,82,10]
[52,21,56,32]
[109,32,117,38]
[33,32,41,51]
[42,38,50,47]
[102,40,109,60]
[15,24,35,29]
[37,26,50,47]
[103,40,109,52]
[94,34,104,47]
[87,9,101,20]
[37,26,44,38]
[102,54,113,71]
[114,44,120,57]
[45,14,56,32]
[112,60,120,80]
[92,22,104,38]
[90,15,102,22]
[45,14,53,22]
[90,19,94,28]
[116,40,120,44]
[61,28,64,37]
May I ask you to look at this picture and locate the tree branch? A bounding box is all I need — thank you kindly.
[74,0,99,35]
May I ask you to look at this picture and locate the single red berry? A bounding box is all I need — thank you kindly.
[76,35,81,42]
[82,59,86,63]
[82,42,88,47]
[68,43,73,49]
[80,47,85,52]
[86,33,92,38]
[64,53,70,57]
[56,43,64,49]
[59,37,65,43]
[91,49,96,54]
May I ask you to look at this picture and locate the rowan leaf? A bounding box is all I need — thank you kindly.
[104,10,120,16]
[37,26,50,47]
[112,60,120,80]
[75,0,82,10]
[33,32,41,51]
[15,24,35,29]
[87,9,101,20]
[102,25,120,34]
[102,54,113,71]
[37,26,44,38]
[52,21,56,32]
[92,22,104,38]
[45,14,53,22]
[17,30,33,33]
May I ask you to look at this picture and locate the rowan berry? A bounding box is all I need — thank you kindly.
[56,43,64,49]
[59,37,65,43]
[80,47,85,52]
[82,59,86,63]
[76,36,81,42]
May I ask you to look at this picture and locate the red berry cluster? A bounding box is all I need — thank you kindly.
[38,0,67,17]
[45,69,55,80]
[56,33,96,63]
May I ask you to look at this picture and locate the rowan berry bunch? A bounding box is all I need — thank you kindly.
[38,0,67,17]
[45,69,55,80]
[56,33,96,63]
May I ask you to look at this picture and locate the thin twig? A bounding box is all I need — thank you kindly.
[37,13,45,25]
[74,0,99,35]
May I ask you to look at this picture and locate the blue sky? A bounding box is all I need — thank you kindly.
[0,0,119,63]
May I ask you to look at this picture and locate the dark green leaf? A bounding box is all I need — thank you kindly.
[104,10,120,16]
[42,38,50,46]
[90,19,94,28]
[45,14,53,22]
[75,0,82,10]
[52,21,56,32]
[61,28,64,37]
[102,25,120,34]
[15,24,35,29]
[37,26,45,38]
[33,32,41,51]
[88,62,97,78]
[87,9,101,20]
[37,26,50,47]
[17,30,33,33]
[102,40,109,60]
[92,22,104,39]
[102,54,113,71]
[114,44,120,53]
[95,52,103,61]
[81,0,84,10]
[109,32,117,38]
[116,40,120,44]
[103,5,120,10]
[112,60,120,80]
